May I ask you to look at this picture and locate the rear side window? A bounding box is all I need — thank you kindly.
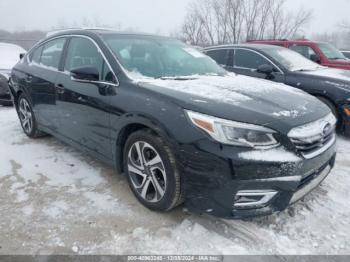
[206,49,230,66]
[234,49,269,69]
[289,45,316,60]
[31,46,43,64]
[40,38,66,70]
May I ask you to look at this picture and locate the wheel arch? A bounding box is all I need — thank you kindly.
[114,116,177,174]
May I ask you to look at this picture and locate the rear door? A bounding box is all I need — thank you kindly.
[55,36,117,159]
[25,38,67,131]
[228,48,285,83]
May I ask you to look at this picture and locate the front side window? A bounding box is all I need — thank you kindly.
[234,49,270,69]
[289,45,316,60]
[40,38,66,70]
[102,35,226,79]
[263,47,321,72]
[206,49,230,66]
[317,42,347,60]
[65,37,116,83]
[65,37,103,76]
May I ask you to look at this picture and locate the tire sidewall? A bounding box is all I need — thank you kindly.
[123,130,179,211]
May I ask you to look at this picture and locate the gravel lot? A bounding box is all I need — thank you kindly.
[0,106,349,255]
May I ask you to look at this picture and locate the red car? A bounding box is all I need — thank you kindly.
[248,39,350,70]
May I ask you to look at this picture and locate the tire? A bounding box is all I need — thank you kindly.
[123,129,183,211]
[317,96,338,120]
[17,93,46,138]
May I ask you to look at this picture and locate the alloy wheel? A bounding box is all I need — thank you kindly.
[18,98,33,134]
[127,141,167,203]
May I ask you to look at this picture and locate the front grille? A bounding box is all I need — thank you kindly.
[291,132,335,158]
[288,113,337,159]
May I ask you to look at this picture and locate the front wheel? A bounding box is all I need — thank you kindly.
[17,94,45,138]
[123,130,183,211]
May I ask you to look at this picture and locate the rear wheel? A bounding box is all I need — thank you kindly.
[17,94,45,138]
[123,130,182,211]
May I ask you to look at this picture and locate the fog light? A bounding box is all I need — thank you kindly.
[234,190,278,209]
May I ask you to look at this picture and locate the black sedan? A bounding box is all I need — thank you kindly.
[9,30,336,218]
[205,44,350,135]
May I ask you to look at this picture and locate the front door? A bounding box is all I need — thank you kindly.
[228,48,285,83]
[55,36,118,159]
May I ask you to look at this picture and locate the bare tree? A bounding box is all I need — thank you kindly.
[226,0,244,43]
[179,0,312,46]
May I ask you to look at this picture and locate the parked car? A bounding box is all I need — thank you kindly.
[248,39,350,70]
[341,50,350,59]
[9,29,336,218]
[204,44,350,136]
[0,43,26,106]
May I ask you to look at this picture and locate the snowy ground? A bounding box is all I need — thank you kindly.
[0,106,349,255]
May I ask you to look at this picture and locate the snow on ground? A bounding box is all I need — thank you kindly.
[0,106,349,255]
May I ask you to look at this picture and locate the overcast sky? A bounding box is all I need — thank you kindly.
[0,0,349,35]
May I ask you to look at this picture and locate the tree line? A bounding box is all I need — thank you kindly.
[177,0,312,46]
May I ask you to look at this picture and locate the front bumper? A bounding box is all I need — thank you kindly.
[179,139,336,219]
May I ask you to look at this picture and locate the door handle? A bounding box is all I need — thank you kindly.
[25,75,33,83]
[55,83,65,94]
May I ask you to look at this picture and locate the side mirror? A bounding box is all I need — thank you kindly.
[71,66,100,82]
[310,54,321,64]
[257,64,274,75]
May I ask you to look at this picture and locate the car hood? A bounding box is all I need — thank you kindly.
[299,68,350,93]
[328,59,350,66]
[135,74,330,134]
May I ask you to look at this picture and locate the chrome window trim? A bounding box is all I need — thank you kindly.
[205,47,284,74]
[70,76,119,87]
[26,34,120,86]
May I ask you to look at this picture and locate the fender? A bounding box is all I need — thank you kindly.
[111,111,180,173]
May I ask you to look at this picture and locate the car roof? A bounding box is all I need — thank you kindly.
[46,28,172,40]
[204,43,284,51]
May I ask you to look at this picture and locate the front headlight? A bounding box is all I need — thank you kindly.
[185,110,279,148]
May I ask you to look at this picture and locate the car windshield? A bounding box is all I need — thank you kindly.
[102,35,226,79]
[263,47,322,72]
[318,42,348,60]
